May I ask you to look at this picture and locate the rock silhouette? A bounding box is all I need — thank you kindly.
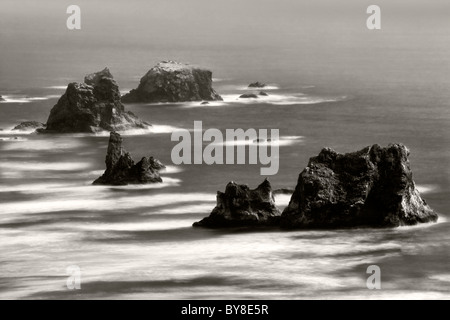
[93,131,164,185]
[193,179,281,228]
[122,61,223,103]
[41,68,150,133]
[281,144,438,228]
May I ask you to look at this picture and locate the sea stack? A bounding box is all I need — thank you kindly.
[40,68,150,133]
[93,131,165,185]
[281,144,438,229]
[193,179,281,228]
[122,61,223,103]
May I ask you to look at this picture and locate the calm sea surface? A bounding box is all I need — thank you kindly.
[0,0,449,299]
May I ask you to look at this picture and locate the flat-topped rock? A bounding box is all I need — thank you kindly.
[239,93,258,99]
[193,179,281,228]
[281,144,438,229]
[122,61,223,103]
[93,131,164,185]
[40,68,150,133]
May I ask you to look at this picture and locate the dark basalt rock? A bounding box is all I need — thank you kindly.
[93,131,164,185]
[13,121,46,132]
[248,82,266,88]
[201,101,209,105]
[193,179,281,228]
[40,68,150,133]
[0,95,5,101]
[259,91,269,96]
[281,144,438,229]
[122,61,223,103]
[239,93,258,99]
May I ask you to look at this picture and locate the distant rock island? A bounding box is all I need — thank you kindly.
[281,144,438,228]
[39,68,150,133]
[193,179,281,228]
[93,131,164,185]
[121,61,223,103]
[248,82,266,88]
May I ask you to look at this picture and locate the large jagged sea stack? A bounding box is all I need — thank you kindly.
[40,68,150,133]
[280,144,438,228]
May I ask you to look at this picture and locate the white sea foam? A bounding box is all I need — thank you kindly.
[416,184,438,194]
[0,136,28,141]
[221,93,343,105]
[237,85,280,90]
[89,124,181,136]
[0,192,213,216]
[80,219,196,231]
[45,86,67,90]
[1,139,85,150]
[212,78,231,82]
[214,135,304,147]
[0,95,60,103]
[160,165,183,174]
[0,161,91,172]
[274,194,292,207]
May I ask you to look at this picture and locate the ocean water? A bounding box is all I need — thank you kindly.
[0,0,449,299]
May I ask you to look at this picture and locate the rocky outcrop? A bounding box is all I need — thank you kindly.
[193,179,281,228]
[281,144,438,229]
[239,93,258,99]
[122,61,223,103]
[0,96,5,101]
[40,68,150,133]
[259,91,269,96]
[93,131,164,185]
[13,121,46,131]
[248,82,266,88]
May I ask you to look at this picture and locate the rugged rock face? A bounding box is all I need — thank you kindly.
[122,61,223,103]
[259,91,269,96]
[0,96,5,101]
[41,68,150,133]
[13,121,46,131]
[193,179,281,228]
[281,144,438,229]
[93,131,164,185]
[248,82,266,88]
